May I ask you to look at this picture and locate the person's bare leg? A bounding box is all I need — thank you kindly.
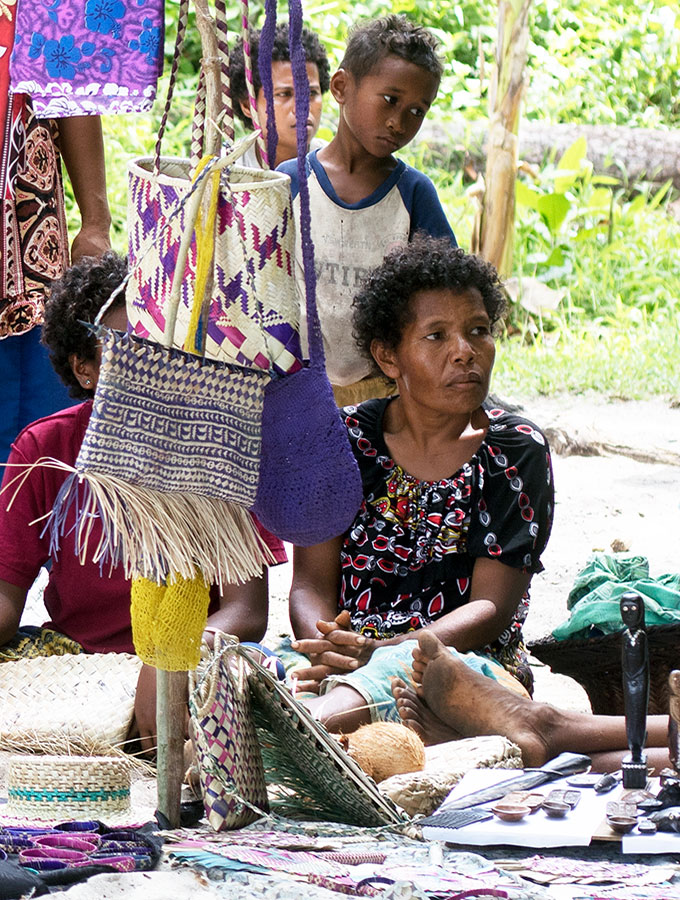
[302,686,373,733]
[391,676,463,745]
[412,632,671,770]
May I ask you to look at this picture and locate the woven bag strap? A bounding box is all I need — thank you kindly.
[238,0,269,167]
[288,0,325,369]
[258,0,278,169]
[153,0,190,171]
[190,0,234,167]
[156,0,233,173]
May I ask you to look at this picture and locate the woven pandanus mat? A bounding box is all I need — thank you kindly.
[231,647,406,827]
[0,653,142,754]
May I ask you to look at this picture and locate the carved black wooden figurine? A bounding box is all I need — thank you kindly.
[669,670,680,773]
[620,591,649,788]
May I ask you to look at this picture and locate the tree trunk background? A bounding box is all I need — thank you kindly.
[419,119,680,190]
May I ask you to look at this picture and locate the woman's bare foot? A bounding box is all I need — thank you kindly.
[412,632,554,767]
[391,677,463,745]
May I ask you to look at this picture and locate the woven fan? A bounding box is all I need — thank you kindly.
[222,643,406,827]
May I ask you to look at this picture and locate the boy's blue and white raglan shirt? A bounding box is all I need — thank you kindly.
[278,149,457,386]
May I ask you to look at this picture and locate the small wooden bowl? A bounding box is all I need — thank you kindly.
[607,815,637,834]
[491,803,531,822]
[542,800,570,818]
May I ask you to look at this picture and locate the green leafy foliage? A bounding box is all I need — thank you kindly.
[68,0,679,399]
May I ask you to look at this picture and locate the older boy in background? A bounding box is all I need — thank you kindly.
[278,15,457,405]
[231,23,330,168]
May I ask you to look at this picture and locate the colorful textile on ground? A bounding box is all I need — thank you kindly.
[552,553,680,641]
[338,399,554,692]
[9,0,164,117]
[0,625,83,660]
[0,820,161,872]
[166,822,529,899]
[0,1,69,337]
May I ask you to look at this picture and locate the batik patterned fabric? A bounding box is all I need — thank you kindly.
[338,398,554,690]
[9,0,164,117]
[0,0,69,336]
[126,157,303,375]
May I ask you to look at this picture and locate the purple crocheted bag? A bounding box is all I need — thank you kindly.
[251,0,363,545]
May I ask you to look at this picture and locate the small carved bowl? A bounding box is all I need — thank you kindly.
[491,803,531,822]
[542,800,570,818]
[607,815,637,834]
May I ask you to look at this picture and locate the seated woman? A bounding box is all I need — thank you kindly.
[287,235,553,732]
[0,252,287,752]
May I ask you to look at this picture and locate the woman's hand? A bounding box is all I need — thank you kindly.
[290,610,376,692]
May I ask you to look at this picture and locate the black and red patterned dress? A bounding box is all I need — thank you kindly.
[338,398,554,693]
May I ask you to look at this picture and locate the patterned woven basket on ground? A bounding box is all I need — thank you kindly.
[7,756,131,820]
[528,623,680,715]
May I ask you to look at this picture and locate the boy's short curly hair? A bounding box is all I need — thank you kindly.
[340,14,443,83]
[231,24,331,129]
[42,252,127,400]
[352,234,506,374]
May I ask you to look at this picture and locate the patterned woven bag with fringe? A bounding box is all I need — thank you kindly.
[189,635,268,831]
[46,2,287,585]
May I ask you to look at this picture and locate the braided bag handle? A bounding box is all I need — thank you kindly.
[288,0,326,370]
[154,0,234,173]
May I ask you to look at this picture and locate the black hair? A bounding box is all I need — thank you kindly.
[352,234,506,373]
[231,23,331,129]
[340,14,443,83]
[42,252,127,400]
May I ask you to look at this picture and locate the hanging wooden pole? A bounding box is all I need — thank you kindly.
[155,0,224,829]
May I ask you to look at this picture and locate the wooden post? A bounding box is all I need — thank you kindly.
[156,669,189,827]
[155,0,223,829]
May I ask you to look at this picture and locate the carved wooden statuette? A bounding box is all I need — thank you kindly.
[669,670,680,773]
[620,592,649,789]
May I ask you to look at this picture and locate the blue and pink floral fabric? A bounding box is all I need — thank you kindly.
[10,0,164,116]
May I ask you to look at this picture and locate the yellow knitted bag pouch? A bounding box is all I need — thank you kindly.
[131,573,211,671]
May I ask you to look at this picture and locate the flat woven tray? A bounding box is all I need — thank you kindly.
[528,623,680,715]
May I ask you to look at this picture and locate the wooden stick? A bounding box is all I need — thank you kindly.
[193,0,222,155]
[155,0,222,828]
[156,669,188,827]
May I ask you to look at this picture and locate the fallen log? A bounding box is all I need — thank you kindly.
[419,118,680,190]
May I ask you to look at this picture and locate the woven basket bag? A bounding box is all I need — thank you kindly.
[189,635,268,831]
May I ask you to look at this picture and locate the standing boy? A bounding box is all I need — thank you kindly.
[231,23,330,169]
[278,15,457,403]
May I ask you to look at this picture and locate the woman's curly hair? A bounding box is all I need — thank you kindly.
[42,252,127,400]
[231,24,331,129]
[352,234,506,376]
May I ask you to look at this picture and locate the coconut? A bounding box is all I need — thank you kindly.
[339,722,426,783]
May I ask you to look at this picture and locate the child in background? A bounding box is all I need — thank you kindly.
[230,23,330,168]
[278,14,457,405]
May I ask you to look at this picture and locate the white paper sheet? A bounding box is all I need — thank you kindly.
[421,769,608,848]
